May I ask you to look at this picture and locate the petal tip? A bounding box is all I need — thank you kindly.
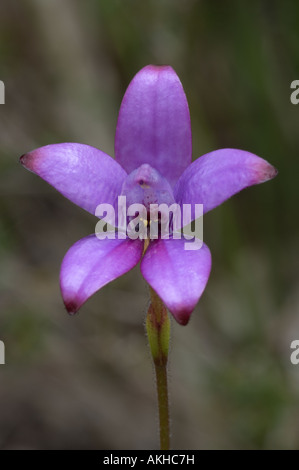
[144,64,174,74]
[170,305,194,326]
[175,312,191,326]
[19,153,28,166]
[270,166,279,179]
[254,160,278,184]
[64,299,80,315]
[19,151,36,172]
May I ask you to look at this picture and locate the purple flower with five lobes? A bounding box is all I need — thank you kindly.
[20,65,277,325]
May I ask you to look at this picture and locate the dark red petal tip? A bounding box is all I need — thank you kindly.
[254,161,278,183]
[177,317,189,326]
[263,163,278,181]
[64,299,80,315]
[19,154,27,165]
[173,309,191,326]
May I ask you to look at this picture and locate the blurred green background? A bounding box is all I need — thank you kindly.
[0,0,298,449]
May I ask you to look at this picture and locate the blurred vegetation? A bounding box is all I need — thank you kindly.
[0,0,298,449]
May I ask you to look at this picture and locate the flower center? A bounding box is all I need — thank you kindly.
[120,164,176,237]
[120,164,175,209]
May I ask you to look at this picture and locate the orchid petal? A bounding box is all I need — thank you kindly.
[174,148,278,217]
[141,238,211,325]
[115,65,192,187]
[20,143,127,216]
[60,234,143,314]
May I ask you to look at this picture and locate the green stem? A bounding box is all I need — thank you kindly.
[146,288,171,450]
[155,361,170,450]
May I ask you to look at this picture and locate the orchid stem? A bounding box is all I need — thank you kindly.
[146,287,171,450]
[154,360,170,450]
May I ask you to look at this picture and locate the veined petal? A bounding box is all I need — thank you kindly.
[174,148,278,217]
[60,234,143,313]
[141,238,211,325]
[20,143,127,216]
[115,65,192,187]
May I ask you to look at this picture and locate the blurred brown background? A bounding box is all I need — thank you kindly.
[0,0,298,449]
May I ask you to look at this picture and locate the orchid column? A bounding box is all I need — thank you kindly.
[20,65,277,449]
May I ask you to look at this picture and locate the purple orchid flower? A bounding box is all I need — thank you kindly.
[20,65,277,325]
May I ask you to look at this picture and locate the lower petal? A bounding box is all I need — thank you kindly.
[60,234,143,314]
[141,238,212,325]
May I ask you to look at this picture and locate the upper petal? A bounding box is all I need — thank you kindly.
[60,234,143,314]
[174,148,278,217]
[115,65,192,187]
[20,143,127,216]
[141,238,211,325]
